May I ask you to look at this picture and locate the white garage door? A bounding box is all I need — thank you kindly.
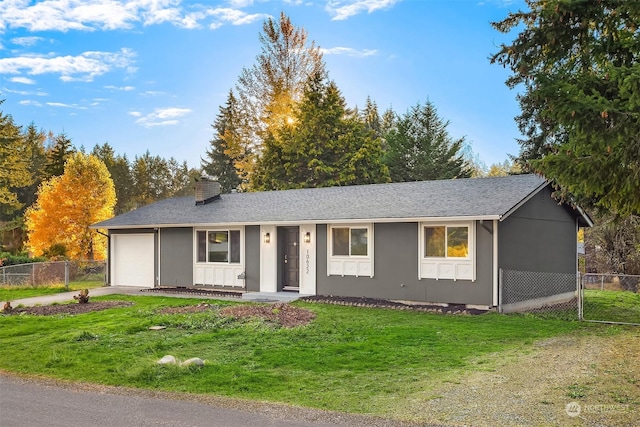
[111,233,155,287]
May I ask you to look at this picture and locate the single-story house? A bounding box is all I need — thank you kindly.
[92,174,592,309]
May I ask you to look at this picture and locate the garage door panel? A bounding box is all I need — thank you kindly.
[111,234,155,287]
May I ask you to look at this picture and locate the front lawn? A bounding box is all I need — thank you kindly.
[0,295,602,416]
[0,281,105,302]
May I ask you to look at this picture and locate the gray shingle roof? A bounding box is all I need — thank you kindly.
[93,174,565,229]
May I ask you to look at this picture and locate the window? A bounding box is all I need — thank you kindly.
[196,230,241,263]
[328,224,373,277]
[332,227,368,256]
[424,225,469,258]
[420,222,474,281]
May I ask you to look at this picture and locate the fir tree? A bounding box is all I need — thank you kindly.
[45,132,74,178]
[383,102,470,182]
[202,91,242,193]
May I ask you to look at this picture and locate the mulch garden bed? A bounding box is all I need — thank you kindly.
[141,287,243,298]
[299,295,488,315]
[157,302,316,328]
[1,301,133,316]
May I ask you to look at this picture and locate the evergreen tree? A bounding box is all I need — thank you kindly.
[231,12,326,188]
[202,91,242,193]
[44,132,74,178]
[16,123,47,212]
[491,0,640,214]
[383,102,470,182]
[0,103,31,218]
[253,71,389,190]
[92,143,135,214]
[361,96,381,138]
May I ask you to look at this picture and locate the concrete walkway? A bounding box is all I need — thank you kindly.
[6,286,147,307]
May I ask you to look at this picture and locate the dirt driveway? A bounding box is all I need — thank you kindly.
[392,330,640,426]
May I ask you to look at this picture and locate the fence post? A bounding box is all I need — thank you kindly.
[600,275,604,291]
[64,261,69,289]
[498,269,503,313]
[577,273,582,321]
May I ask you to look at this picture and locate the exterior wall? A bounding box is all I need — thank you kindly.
[159,227,193,286]
[245,225,260,291]
[109,228,157,286]
[316,222,494,305]
[499,186,577,274]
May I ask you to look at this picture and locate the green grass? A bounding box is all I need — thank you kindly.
[0,281,105,302]
[0,294,612,416]
[583,289,640,324]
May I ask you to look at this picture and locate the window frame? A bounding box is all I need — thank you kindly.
[423,224,471,260]
[330,226,370,258]
[419,221,475,281]
[195,228,242,265]
[327,223,374,278]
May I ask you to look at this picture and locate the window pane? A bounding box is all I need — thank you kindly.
[425,226,445,257]
[447,227,469,258]
[351,228,368,256]
[197,231,206,262]
[229,230,241,263]
[208,231,229,262]
[332,228,349,256]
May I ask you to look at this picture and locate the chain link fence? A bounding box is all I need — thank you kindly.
[580,273,640,325]
[499,269,578,318]
[0,261,106,287]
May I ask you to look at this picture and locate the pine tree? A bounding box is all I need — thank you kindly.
[44,132,74,178]
[231,12,326,187]
[0,104,31,218]
[491,0,640,214]
[253,71,389,190]
[92,143,135,214]
[383,102,470,182]
[202,91,242,193]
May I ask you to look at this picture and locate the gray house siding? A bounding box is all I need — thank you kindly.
[245,225,260,291]
[315,222,494,305]
[159,227,193,287]
[499,186,577,274]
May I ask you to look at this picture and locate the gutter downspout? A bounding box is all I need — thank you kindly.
[493,219,499,308]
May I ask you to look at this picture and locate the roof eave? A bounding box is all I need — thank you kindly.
[91,215,503,230]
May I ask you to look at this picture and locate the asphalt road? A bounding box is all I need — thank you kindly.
[0,374,423,427]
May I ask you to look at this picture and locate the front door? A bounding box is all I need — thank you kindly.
[281,227,299,291]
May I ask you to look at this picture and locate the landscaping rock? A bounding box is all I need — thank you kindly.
[157,355,177,365]
[181,357,205,367]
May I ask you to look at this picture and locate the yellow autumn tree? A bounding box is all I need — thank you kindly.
[25,152,116,260]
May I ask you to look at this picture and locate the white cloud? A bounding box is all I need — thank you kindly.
[46,101,87,109]
[11,36,43,47]
[105,84,135,91]
[134,107,191,127]
[0,48,136,82]
[321,47,378,57]
[1,86,48,96]
[209,8,269,26]
[0,0,266,32]
[228,0,254,7]
[19,99,42,107]
[326,0,400,21]
[10,76,35,84]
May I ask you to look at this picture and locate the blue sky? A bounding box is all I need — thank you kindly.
[0,0,527,170]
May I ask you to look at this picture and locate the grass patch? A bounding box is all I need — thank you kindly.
[583,290,640,324]
[0,281,104,301]
[0,294,616,416]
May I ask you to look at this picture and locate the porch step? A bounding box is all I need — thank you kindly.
[242,292,309,303]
